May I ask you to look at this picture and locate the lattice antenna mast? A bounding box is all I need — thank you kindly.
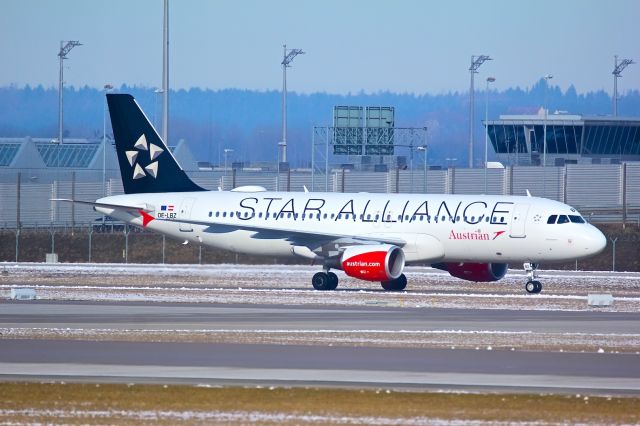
[281,45,305,163]
[58,40,82,145]
[612,55,634,117]
[468,55,491,168]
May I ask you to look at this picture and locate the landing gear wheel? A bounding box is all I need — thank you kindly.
[327,272,339,290]
[533,280,542,294]
[523,262,542,294]
[395,274,407,291]
[381,274,407,291]
[312,272,330,291]
[525,280,542,294]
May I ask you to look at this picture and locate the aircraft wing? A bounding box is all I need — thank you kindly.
[50,198,152,212]
[171,217,407,248]
[51,198,407,251]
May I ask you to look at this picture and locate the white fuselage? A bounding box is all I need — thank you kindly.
[96,190,607,265]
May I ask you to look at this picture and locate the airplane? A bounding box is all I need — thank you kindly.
[56,94,607,294]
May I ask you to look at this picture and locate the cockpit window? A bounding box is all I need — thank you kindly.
[557,215,570,224]
[547,215,557,224]
[569,215,585,223]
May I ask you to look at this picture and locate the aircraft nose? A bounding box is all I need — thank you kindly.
[585,225,607,256]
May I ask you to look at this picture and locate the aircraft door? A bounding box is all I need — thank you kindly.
[509,203,529,238]
[179,197,196,232]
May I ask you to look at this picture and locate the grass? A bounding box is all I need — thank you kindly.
[0,382,638,425]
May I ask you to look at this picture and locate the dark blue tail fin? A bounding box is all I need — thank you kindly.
[107,93,204,194]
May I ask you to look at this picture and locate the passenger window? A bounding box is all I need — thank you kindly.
[208,211,212,217]
[547,215,557,224]
[223,212,227,218]
[557,215,570,224]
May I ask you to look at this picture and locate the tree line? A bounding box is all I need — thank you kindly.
[0,81,638,166]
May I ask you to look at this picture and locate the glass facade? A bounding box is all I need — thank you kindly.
[36,143,100,168]
[487,117,640,164]
[0,143,20,166]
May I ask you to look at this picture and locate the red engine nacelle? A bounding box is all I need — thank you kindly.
[436,262,508,282]
[341,245,405,282]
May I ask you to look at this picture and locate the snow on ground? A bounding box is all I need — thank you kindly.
[0,408,564,425]
[2,327,639,353]
[1,263,639,312]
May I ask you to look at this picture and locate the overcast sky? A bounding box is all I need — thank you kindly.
[1,0,638,95]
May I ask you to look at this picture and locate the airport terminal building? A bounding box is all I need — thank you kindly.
[485,110,640,166]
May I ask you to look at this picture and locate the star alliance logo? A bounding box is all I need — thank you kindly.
[125,134,164,180]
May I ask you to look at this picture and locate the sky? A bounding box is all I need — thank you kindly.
[1,0,639,95]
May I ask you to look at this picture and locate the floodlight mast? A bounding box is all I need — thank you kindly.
[58,40,82,145]
[469,55,491,168]
[281,44,305,163]
[162,0,169,144]
[612,55,634,117]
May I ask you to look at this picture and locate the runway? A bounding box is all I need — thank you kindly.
[1,300,638,334]
[1,339,639,393]
[1,264,639,394]
[1,300,639,394]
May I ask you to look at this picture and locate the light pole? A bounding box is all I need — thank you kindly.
[281,44,305,164]
[223,148,233,190]
[484,76,495,194]
[276,141,286,191]
[543,74,553,167]
[154,88,164,130]
[417,145,428,193]
[102,84,113,197]
[162,0,169,144]
[612,55,634,117]
[58,40,82,145]
[469,55,492,168]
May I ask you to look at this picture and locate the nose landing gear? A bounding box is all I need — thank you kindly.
[524,262,542,294]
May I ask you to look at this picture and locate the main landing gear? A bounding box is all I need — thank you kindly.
[381,274,407,291]
[524,262,542,294]
[312,271,339,291]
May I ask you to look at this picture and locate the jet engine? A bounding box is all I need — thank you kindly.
[341,244,405,282]
[434,262,508,282]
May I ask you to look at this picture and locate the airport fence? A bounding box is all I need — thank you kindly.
[1,163,640,229]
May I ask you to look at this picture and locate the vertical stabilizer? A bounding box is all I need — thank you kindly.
[106,93,204,194]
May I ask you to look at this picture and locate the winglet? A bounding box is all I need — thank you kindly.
[526,189,532,197]
[303,185,309,193]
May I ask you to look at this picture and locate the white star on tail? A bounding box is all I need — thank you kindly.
[129,133,163,180]
[133,163,146,179]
